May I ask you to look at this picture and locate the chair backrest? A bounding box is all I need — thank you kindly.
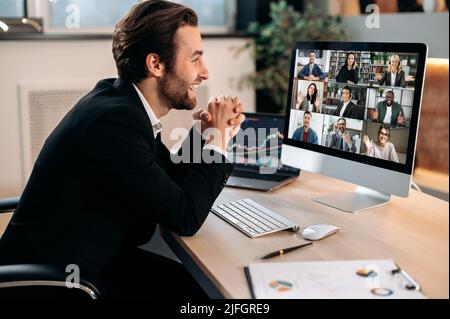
[0,198,103,299]
[0,264,101,300]
[0,197,19,214]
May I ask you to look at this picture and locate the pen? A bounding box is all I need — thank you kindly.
[261,242,313,260]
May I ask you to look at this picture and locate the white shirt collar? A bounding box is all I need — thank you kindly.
[339,100,350,117]
[132,83,162,138]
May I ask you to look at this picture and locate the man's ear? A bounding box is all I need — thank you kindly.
[145,53,165,77]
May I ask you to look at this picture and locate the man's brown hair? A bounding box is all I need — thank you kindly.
[112,0,198,83]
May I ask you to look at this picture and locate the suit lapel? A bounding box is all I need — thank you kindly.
[344,103,353,117]
[337,103,343,116]
[343,104,349,117]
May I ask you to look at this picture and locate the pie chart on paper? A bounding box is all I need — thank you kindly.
[268,280,293,292]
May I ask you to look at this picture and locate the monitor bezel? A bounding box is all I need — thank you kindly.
[283,41,428,175]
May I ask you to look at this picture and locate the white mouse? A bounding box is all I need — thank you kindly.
[302,224,340,241]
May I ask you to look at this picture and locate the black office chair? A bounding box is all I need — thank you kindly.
[0,197,102,299]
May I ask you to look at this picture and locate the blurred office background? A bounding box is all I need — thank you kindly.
[0,0,448,204]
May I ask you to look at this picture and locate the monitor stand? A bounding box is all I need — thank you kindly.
[312,186,391,213]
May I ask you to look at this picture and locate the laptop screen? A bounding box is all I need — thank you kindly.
[228,113,299,175]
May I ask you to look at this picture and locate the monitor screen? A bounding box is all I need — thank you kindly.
[228,113,299,174]
[283,42,427,175]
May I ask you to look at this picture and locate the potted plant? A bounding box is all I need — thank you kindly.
[378,87,385,97]
[382,52,388,65]
[372,53,378,65]
[240,1,347,113]
[334,86,339,98]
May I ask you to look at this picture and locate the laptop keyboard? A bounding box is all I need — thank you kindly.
[211,198,300,238]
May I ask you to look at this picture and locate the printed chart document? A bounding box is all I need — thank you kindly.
[245,259,426,299]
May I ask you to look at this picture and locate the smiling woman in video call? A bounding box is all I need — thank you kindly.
[296,82,321,113]
[375,54,407,88]
[363,124,399,162]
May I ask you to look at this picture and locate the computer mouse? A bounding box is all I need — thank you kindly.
[301,224,340,241]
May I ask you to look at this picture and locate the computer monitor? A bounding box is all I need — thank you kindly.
[281,42,428,213]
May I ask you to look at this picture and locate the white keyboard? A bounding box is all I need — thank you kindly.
[211,198,300,238]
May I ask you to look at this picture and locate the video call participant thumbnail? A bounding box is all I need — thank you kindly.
[333,86,364,120]
[292,111,319,145]
[335,52,359,84]
[298,50,325,81]
[375,54,406,88]
[371,90,405,126]
[363,124,399,162]
[296,82,320,113]
[328,117,357,153]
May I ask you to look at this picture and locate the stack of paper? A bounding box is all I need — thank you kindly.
[245,259,426,299]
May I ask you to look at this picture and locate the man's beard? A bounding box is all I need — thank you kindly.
[160,71,196,110]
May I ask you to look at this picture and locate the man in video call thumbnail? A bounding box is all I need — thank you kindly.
[292,111,319,145]
[328,117,357,153]
[333,86,364,120]
[298,50,325,81]
[371,90,405,126]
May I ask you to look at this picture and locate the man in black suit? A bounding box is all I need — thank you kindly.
[0,0,244,299]
[333,86,364,120]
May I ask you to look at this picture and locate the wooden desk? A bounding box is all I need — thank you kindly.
[162,171,449,299]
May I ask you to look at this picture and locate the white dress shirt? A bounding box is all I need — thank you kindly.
[390,72,397,86]
[339,101,350,117]
[383,106,393,124]
[133,84,229,160]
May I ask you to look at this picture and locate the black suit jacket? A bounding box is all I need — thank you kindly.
[333,101,364,120]
[378,70,406,88]
[0,78,233,276]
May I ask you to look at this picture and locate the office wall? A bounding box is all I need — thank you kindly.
[0,37,256,197]
[342,12,449,58]
[307,1,449,58]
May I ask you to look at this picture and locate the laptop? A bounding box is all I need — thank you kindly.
[226,112,300,191]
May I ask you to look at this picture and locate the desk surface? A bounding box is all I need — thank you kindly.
[163,171,449,299]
